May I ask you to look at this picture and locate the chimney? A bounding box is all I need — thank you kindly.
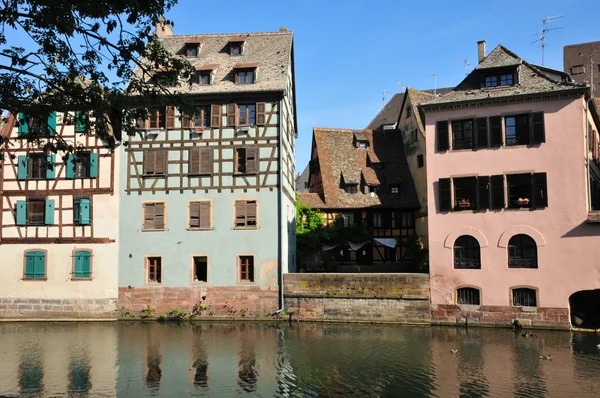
[279,26,288,32]
[477,40,486,63]
[155,18,173,38]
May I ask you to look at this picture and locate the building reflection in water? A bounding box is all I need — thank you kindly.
[68,355,92,397]
[190,324,208,388]
[143,327,162,390]
[237,339,258,392]
[19,343,44,396]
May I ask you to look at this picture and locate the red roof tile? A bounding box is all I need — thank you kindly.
[233,62,260,69]
[197,64,219,71]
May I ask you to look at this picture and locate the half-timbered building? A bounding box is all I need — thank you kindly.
[298,127,420,272]
[0,110,120,318]
[118,23,297,315]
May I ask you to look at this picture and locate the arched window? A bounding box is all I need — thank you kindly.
[508,234,537,268]
[457,287,481,305]
[454,235,481,269]
[512,288,537,307]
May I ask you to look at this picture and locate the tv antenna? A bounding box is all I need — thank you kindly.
[397,81,405,92]
[458,60,470,76]
[532,15,564,66]
[429,73,437,95]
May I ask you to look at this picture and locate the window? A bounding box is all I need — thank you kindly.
[238,104,256,125]
[372,212,383,228]
[71,152,92,179]
[188,148,212,175]
[457,288,480,305]
[24,250,46,279]
[75,111,87,132]
[406,106,412,118]
[193,256,208,282]
[189,201,211,229]
[399,212,413,228]
[341,212,355,227]
[453,177,477,210]
[508,234,537,268]
[185,44,198,57]
[73,198,91,225]
[417,154,424,168]
[27,153,50,180]
[452,119,474,150]
[236,70,255,84]
[507,173,547,208]
[239,255,254,282]
[485,73,514,87]
[409,129,418,144]
[15,199,54,226]
[235,147,257,174]
[196,71,210,85]
[147,108,166,129]
[183,106,210,128]
[143,150,166,176]
[570,65,584,75]
[17,112,56,137]
[390,185,401,194]
[230,43,243,55]
[142,202,166,231]
[505,114,529,146]
[234,200,257,229]
[146,257,162,283]
[72,250,91,279]
[345,184,358,194]
[454,236,481,269]
[512,288,537,307]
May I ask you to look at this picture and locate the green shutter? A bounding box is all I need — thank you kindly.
[17,155,28,180]
[76,198,91,225]
[74,251,91,278]
[34,252,46,278]
[45,199,55,225]
[46,154,55,179]
[66,154,75,179]
[47,111,57,136]
[75,111,86,132]
[16,200,27,225]
[17,113,29,136]
[89,153,98,178]
[25,251,45,279]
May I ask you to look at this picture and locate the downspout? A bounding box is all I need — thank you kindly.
[586,96,592,212]
[276,95,284,312]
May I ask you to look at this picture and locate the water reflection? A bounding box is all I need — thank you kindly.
[0,322,599,397]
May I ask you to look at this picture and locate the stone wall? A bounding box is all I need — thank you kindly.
[283,273,431,324]
[431,304,571,330]
[0,298,117,319]
[118,286,279,316]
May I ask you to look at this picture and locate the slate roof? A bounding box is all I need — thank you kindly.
[301,127,420,210]
[403,87,437,134]
[422,45,587,107]
[133,31,293,95]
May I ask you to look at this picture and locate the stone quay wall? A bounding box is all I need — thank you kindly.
[283,273,431,324]
[0,298,117,319]
[431,304,571,330]
[118,286,279,317]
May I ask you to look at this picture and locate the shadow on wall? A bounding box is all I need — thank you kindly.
[561,221,600,238]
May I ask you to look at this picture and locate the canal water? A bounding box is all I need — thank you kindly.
[0,322,599,397]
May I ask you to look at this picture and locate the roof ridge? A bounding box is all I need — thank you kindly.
[162,31,293,39]
[564,41,600,47]
[314,127,371,132]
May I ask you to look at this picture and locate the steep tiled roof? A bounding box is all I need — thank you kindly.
[304,127,419,210]
[423,45,586,107]
[366,93,405,129]
[133,31,293,94]
[403,87,436,134]
[298,192,326,208]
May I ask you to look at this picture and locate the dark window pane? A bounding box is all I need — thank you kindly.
[453,177,477,210]
[454,235,481,269]
[513,288,537,307]
[457,288,480,305]
[508,234,537,268]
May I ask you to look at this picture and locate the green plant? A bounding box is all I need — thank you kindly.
[119,308,138,319]
[241,308,249,318]
[405,234,429,272]
[140,305,155,319]
[190,301,211,318]
[158,313,168,322]
[275,310,288,320]
[208,310,215,316]
[167,307,188,322]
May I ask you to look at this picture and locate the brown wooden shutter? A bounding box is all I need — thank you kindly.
[490,175,505,209]
[154,202,165,230]
[246,147,257,174]
[256,102,266,125]
[199,201,211,229]
[235,201,246,227]
[166,106,175,128]
[211,104,221,127]
[531,112,545,144]
[199,147,211,174]
[438,178,451,212]
[436,121,449,152]
[475,117,488,149]
[155,150,166,175]
[227,104,237,126]
[246,201,257,227]
[489,116,503,147]
[144,151,155,175]
[181,113,192,128]
[143,203,155,230]
[189,201,200,228]
[477,176,490,210]
[189,148,200,175]
[532,172,548,208]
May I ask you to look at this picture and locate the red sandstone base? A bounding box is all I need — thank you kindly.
[431,304,571,330]
[118,286,279,317]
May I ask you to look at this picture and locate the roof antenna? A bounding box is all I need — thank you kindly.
[380,89,388,126]
[397,81,405,92]
[532,15,564,66]
[458,60,470,76]
[429,73,437,95]
[580,51,595,96]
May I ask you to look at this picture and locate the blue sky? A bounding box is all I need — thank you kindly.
[166,0,598,171]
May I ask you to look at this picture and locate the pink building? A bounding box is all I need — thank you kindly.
[420,42,600,329]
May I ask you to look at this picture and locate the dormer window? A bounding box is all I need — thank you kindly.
[185,44,198,57]
[390,185,401,194]
[197,71,211,85]
[345,184,358,194]
[194,64,217,85]
[234,64,259,85]
[485,73,514,88]
[228,37,247,56]
[355,140,369,149]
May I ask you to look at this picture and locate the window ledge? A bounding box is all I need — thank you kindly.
[192,281,209,285]
[22,278,47,281]
[587,212,600,223]
[518,306,538,312]
[188,173,212,177]
[141,229,167,232]
[233,227,258,231]
[233,172,257,176]
[71,278,93,281]
[142,174,166,179]
[187,228,212,231]
[144,282,163,286]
